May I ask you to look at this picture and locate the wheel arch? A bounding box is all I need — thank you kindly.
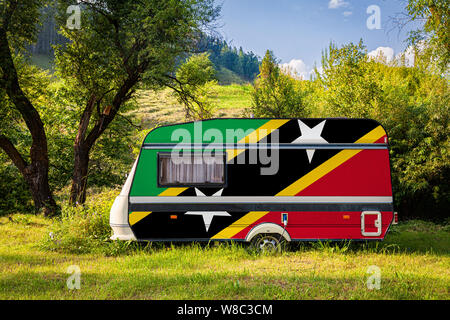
[245,222,292,242]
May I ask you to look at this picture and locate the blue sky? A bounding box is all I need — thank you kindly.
[217,0,417,77]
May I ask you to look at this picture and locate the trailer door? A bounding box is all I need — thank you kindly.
[361,211,382,237]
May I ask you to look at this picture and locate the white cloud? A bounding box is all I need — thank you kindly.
[343,11,353,17]
[280,59,312,80]
[368,47,395,63]
[328,0,349,9]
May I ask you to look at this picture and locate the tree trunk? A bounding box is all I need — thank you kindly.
[69,94,96,205]
[69,144,90,205]
[0,134,58,216]
[68,74,139,205]
[0,28,58,216]
[25,162,58,216]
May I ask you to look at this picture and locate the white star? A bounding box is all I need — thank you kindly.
[184,188,231,232]
[292,120,328,163]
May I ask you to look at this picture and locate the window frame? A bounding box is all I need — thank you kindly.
[157,151,228,188]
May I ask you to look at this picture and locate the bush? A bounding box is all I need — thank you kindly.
[250,50,308,118]
[40,189,135,255]
[314,41,449,220]
[0,160,34,216]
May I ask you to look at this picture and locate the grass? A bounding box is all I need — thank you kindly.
[134,84,252,131]
[210,83,253,118]
[215,67,248,85]
[29,54,54,72]
[0,214,448,300]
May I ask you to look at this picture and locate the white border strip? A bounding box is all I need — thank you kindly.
[130,196,393,204]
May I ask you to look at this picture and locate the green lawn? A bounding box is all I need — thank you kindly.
[0,214,448,300]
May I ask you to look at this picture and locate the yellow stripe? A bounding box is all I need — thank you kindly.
[275,149,360,196]
[129,211,152,226]
[158,187,188,196]
[211,125,387,239]
[159,119,289,197]
[211,211,269,239]
[277,125,386,196]
[226,119,289,161]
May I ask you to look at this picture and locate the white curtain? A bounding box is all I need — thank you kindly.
[159,154,224,185]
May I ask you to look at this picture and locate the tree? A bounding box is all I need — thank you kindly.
[54,0,220,204]
[250,50,306,117]
[0,0,58,215]
[174,52,217,119]
[394,0,449,73]
[193,34,261,81]
[315,40,449,219]
[317,40,383,118]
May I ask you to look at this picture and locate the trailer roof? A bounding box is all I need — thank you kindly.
[142,118,386,145]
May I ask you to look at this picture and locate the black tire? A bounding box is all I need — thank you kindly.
[250,233,286,253]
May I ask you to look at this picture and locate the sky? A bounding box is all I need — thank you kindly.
[217,0,419,78]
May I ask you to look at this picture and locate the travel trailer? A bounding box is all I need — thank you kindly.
[110,118,396,250]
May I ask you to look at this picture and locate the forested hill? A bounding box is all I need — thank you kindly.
[28,9,260,83]
[194,34,261,82]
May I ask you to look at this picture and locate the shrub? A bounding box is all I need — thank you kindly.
[40,189,134,255]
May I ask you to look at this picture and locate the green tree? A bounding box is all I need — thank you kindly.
[317,41,384,118]
[54,0,220,204]
[404,0,449,72]
[0,0,58,215]
[250,50,306,117]
[174,52,217,119]
[315,40,449,219]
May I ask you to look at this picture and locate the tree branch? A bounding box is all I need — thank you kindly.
[116,113,141,129]
[0,134,28,174]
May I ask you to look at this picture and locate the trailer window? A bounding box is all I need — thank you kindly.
[158,153,226,187]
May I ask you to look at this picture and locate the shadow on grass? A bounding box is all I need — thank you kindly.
[120,220,450,256]
[39,219,450,257]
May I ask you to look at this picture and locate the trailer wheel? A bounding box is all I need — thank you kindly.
[251,233,285,253]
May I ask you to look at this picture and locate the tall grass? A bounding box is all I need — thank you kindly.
[40,189,136,255]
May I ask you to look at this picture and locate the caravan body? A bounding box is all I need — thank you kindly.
[110,118,394,243]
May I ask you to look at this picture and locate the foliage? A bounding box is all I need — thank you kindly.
[406,0,449,73]
[52,0,220,204]
[173,52,218,119]
[177,53,216,86]
[249,50,308,118]
[315,41,449,219]
[195,34,261,81]
[0,57,139,214]
[45,78,140,190]
[0,0,48,51]
[0,0,60,215]
[0,160,34,215]
[39,188,133,255]
[0,53,54,215]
